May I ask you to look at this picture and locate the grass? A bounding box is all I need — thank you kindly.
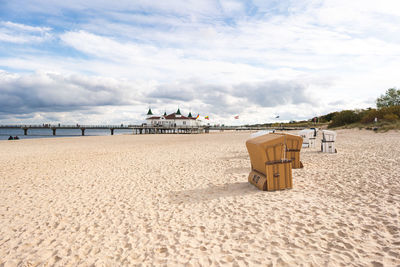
[329,120,400,132]
[377,121,400,132]
[246,119,400,132]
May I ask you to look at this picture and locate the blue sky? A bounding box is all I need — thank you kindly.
[1,0,400,125]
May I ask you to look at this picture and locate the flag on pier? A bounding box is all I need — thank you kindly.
[205,116,209,120]
[234,115,239,119]
[196,114,200,119]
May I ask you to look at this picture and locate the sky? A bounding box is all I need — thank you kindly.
[0,0,399,125]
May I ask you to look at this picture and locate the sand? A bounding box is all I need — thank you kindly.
[0,129,399,266]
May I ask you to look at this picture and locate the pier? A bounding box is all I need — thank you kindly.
[0,124,134,136]
[0,124,304,137]
[0,124,207,136]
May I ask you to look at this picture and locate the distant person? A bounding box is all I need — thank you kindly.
[8,136,13,140]
[310,127,317,137]
[14,136,19,140]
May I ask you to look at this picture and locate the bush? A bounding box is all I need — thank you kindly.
[383,113,399,122]
[361,109,380,123]
[328,110,362,128]
[385,105,400,117]
[361,106,400,123]
[318,112,338,123]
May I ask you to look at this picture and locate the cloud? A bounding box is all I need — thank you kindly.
[58,30,273,84]
[146,79,314,116]
[147,83,196,102]
[0,69,319,124]
[1,21,51,32]
[232,81,311,107]
[0,21,52,43]
[0,71,140,115]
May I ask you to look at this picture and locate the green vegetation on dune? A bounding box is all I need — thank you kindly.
[326,88,400,131]
[245,88,400,131]
[245,121,329,129]
[326,120,400,132]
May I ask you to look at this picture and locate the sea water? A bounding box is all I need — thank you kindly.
[0,128,134,140]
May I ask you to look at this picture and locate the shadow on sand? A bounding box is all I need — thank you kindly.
[301,149,322,154]
[169,181,258,204]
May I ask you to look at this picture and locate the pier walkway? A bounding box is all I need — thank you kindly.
[0,124,304,136]
[0,124,207,136]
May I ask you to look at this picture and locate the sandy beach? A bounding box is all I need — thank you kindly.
[0,129,399,266]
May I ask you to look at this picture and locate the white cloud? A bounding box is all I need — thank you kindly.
[0,21,52,43]
[1,21,51,32]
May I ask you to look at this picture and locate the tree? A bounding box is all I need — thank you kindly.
[376,88,400,108]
